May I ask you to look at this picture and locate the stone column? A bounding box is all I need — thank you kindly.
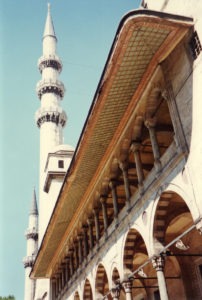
[78,235,83,265]
[87,217,94,249]
[152,256,168,300]
[61,269,64,289]
[69,250,74,276]
[100,196,108,236]
[83,225,89,257]
[58,274,61,295]
[55,277,58,297]
[109,180,119,220]
[119,162,131,210]
[122,280,133,300]
[131,141,144,193]
[65,259,70,283]
[93,208,100,242]
[111,286,120,300]
[51,278,56,300]
[73,242,79,269]
[145,118,161,172]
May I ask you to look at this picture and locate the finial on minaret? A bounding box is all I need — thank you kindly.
[43,2,56,39]
[30,188,38,216]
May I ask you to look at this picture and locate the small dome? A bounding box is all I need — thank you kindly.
[52,144,75,153]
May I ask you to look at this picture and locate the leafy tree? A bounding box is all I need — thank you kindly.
[0,296,15,300]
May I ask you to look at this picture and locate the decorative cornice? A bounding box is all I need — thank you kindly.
[35,107,67,128]
[36,79,65,99]
[23,255,36,268]
[38,55,62,73]
[25,228,38,241]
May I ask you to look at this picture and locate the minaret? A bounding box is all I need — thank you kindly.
[23,189,38,300]
[35,3,68,242]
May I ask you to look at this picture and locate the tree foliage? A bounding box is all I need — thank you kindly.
[0,296,15,300]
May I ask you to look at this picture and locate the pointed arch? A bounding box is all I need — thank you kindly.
[95,264,111,299]
[83,278,93,300]
[123,228,150,299]
[151,190,202,299]
[74,291,80,300]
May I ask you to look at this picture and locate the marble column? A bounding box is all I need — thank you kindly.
[145,118,161,172]
[93,208,100,242]
[109,180,119,219]
[83,225,89,257]
[152,256,168,300]
[65,259,70,283]
[131,141,144,192]
[100,196,108,236]
[119,162,131,210]
[78,235,83,265]
[73,242,79,269]
[122,280,133,300]
[51,279,56,299]
[87,217,94,249]
[69,250,74,276]
[111,286,120,300]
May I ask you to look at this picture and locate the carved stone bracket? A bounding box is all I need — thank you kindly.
[152,255,165,272]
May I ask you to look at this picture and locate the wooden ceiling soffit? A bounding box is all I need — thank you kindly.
[31,9,193,278]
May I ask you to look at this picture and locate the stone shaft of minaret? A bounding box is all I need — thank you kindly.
[35,3,67,242]
[23,189,38,300]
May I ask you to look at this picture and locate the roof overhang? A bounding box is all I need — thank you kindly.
[31,9,193,279]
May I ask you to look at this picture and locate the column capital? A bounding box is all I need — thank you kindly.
[82,224,88,232]
[100,195,107,204]
[122,280,133,293]
[152,255,165,272]
[93,207,99,216]
[111,285,121,299]
[119,161,129,171]
[144,117,157,128]
[130,141,141,152]
[87,216,93,226]
[109,179,119,189]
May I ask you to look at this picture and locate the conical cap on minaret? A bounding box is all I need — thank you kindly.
[29,189,38,216]
[43,3,56,39]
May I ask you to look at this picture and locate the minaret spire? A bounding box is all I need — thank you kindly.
[43,3,56,39]
[30,188,38,215]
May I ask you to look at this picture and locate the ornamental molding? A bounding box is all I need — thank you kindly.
[36,79,65,99]
[25,228,38,241]
[35,107,67,128]
[23,255,36,268]
[38,54,62,73]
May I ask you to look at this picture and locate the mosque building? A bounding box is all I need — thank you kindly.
[24,1,202,299]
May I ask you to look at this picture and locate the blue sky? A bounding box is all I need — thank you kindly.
[0,0,140,298]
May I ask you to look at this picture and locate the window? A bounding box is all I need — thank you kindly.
[189,31,202,60]
[58,160,64,168]
[154,290,160,300]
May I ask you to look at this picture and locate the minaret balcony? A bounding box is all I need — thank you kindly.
[35,107,67,128]
[25,228,38,240]
[23,255,36,268]
[36,79,65,99]
[38,54,62,73]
